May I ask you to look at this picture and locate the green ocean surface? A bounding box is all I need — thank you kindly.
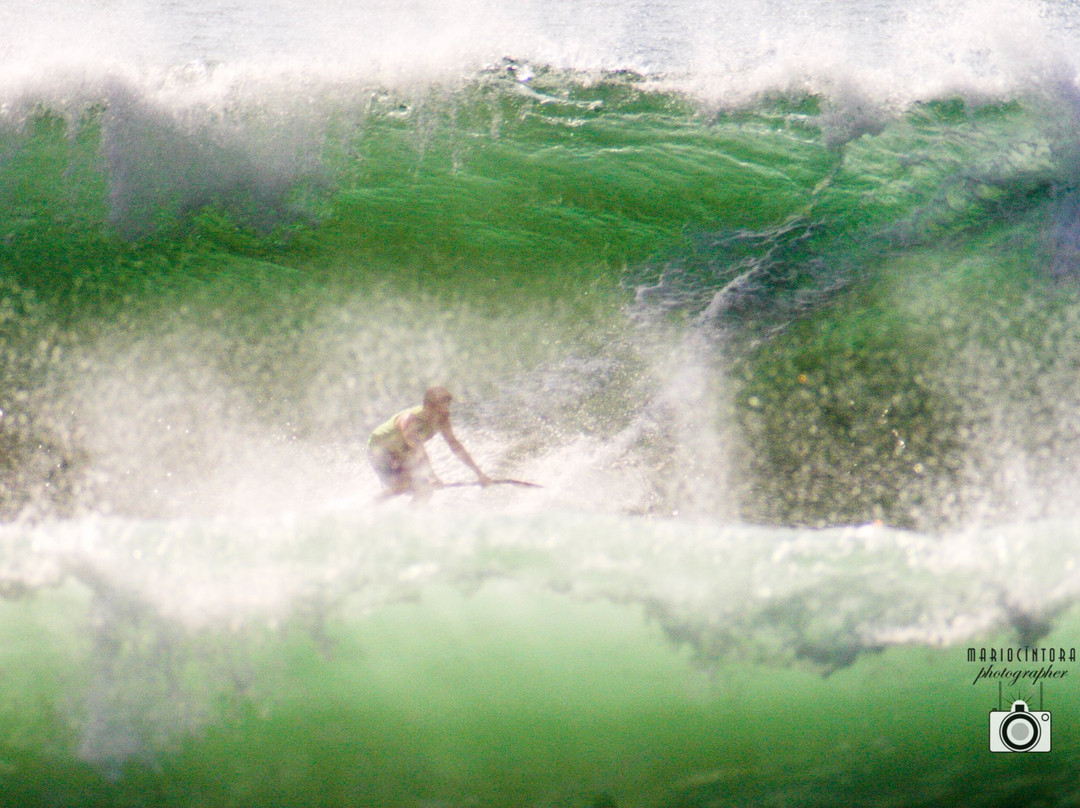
[2,513,1079,807]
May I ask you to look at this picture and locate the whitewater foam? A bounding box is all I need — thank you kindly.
[4,0,1080,112]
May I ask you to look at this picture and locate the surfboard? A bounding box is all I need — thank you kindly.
[438,478,542,490]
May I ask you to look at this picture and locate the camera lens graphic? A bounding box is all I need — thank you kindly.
[999,710,1041,751]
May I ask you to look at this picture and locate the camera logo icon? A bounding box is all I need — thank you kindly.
[989,700,1051,752]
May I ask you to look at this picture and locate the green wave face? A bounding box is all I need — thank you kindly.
[3,74,1077,528]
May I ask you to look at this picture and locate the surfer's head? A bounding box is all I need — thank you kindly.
[424,385,453,413]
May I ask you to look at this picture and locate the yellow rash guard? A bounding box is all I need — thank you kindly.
[367,405,438,455]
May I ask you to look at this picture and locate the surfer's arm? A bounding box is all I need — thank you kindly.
[395,414,442,487]
[414,445,442,487]
[441,424,491,485]
[398,413,424,448]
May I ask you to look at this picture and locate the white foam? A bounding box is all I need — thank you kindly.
[2,0,1079,109]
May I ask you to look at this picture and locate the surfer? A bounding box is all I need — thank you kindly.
[368,386,492,499]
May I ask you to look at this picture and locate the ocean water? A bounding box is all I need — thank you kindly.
[5,0,1080,805]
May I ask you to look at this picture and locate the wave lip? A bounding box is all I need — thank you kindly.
[3,0,1079,104]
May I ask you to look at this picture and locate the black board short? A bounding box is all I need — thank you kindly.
[368,447,408,488]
